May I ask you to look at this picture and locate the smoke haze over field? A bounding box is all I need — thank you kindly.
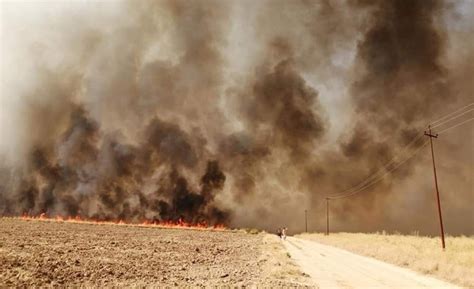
[0,0,473,234]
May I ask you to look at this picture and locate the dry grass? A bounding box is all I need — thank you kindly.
[297,232,474,288]
[258,234,314,287]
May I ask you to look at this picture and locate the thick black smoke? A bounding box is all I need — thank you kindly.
[333,0,449,218]
[0,0,472,233]
[1,105,228,224]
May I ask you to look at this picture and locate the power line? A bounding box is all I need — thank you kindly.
[429,102,473,126]
[329,134,425,197]
[328,140,428,200]
[327,115,471,200]
[325,116,471,200]
[431,109,473,129]
[327,104,474,200]
[322,104,471,239]
[328,133,425,199]
[437,117,474,134]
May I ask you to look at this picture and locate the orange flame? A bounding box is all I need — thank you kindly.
[19,213,227,231]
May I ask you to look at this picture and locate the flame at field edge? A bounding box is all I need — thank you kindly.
[12,213,227,231]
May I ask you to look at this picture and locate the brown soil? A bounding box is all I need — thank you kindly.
[0,218,311,287]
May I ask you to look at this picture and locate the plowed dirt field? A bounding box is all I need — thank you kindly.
[0,218,310,287]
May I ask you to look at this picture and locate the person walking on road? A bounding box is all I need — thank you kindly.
[281,227,287,240]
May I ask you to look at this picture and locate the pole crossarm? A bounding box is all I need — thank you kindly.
[424,132,438,138]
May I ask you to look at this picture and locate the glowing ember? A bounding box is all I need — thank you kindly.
[19,214,227,231]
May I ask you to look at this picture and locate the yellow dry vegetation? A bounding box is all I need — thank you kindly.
[259,234,314,287]
[297,232,474,288]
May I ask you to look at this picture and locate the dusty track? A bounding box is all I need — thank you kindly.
[284,237,459,289]
[0,218,309,287]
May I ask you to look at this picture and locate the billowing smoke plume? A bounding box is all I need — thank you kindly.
[0,0,472,233]
[324,0,473,234]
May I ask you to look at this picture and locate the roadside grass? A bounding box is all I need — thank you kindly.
[297,232,474,287]
[241,228,263,234]
[259,234,314,287]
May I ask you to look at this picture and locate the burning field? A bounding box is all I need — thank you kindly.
[0,218,310,287]
[1,0,472,286]
[0,0,472,236]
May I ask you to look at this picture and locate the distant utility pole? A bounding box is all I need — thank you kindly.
[424,125,446,250]
[326,198,329,236]
[304,210,308,233]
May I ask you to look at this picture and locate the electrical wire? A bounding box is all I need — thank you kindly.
[325,104,473,201]
[328,140,429,200]
[437,117,474,134]
[429,102,474,126]
[430,109,473,129]
[327,133,425,199]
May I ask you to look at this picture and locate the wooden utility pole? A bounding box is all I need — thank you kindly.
[304,210,308,233]
[424,125,446,250]
[326,198,329,235]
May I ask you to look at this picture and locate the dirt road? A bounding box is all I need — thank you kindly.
[284,237,458,288]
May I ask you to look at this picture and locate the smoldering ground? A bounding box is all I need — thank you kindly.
[0,0,472,234]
